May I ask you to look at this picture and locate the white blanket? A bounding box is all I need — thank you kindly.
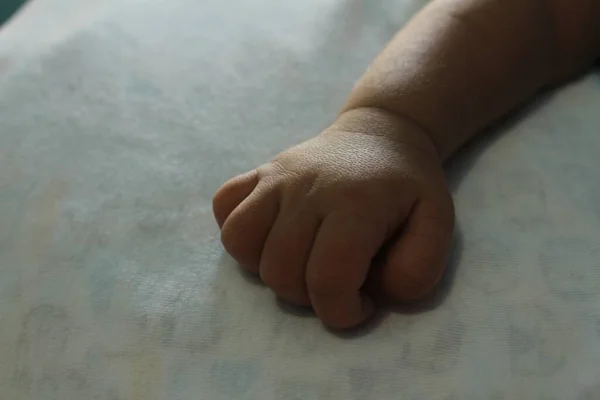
[1,0,600,398]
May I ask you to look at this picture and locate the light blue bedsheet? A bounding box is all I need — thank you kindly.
[1,0,600,398]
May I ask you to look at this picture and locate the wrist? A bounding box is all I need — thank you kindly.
[330,106,443,163]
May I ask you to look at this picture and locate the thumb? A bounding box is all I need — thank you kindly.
[374,198,454,303]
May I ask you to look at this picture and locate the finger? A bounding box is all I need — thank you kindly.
[259,210,320,306]
[306,212,386,329]
[378,200,454,302]
[213,170,259,228]
[220,183,279,272]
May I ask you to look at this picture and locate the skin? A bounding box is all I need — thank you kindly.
[213,0,600,329]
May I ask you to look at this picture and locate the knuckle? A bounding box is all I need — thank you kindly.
[261,269,309,303]
[220,224,238,256]
[220,221,240,254]
[220,224,259,270]
[212,194,227,223]
[404,278,438,300]
[260,266,295,292]
[260,269,285,291]
[392,266,440,301]
[306,273,346,297]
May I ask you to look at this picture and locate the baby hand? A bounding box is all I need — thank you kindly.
[213,108,454,329]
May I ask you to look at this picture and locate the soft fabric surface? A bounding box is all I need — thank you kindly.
[1,0,600,398]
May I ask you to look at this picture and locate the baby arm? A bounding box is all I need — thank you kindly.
[213,0,600,329]
[344,0,600,160]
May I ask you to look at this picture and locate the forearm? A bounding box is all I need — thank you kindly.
[342,0,600,161]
